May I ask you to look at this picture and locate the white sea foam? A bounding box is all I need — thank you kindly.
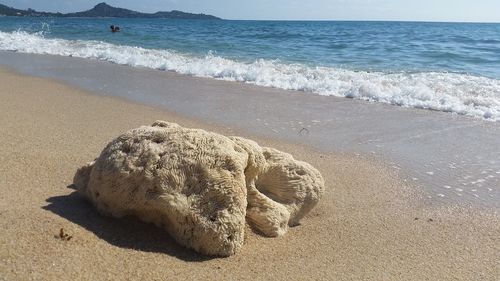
[1,30,500,121]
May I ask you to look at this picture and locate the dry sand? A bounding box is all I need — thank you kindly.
[0,68,498,280]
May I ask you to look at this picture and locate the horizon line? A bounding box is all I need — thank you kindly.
[224,19,500,24]
[1,15,499,24]
[2,2,499,24]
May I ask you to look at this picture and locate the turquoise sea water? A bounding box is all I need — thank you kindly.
[1,18,500,120]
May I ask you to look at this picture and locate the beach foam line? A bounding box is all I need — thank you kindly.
[1,30,500,121]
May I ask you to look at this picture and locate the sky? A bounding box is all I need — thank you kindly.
[3,0,500,22]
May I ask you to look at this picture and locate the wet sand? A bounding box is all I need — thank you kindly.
[1,51,499,207]
[0,67,498,280]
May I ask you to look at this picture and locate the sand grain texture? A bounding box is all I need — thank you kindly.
[0,68,498,280]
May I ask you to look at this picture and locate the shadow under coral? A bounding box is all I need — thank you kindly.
[43,187,215,262]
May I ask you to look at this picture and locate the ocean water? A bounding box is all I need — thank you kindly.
[1,17,500,120]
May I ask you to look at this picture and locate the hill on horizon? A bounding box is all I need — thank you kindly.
[0,2,221,20]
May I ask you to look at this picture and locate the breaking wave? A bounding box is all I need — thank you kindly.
[1,30,500,121]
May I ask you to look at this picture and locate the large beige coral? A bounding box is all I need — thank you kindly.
[73,121,324,256]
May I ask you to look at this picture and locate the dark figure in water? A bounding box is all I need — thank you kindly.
[110,25,120,32]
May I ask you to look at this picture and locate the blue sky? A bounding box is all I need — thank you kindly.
[3,0,500,22]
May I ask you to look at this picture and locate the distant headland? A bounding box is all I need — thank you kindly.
[0,2,221,20]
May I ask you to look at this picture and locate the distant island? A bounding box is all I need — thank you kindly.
[0,2,221,20]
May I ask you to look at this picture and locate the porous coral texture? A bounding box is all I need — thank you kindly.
[74,121,324,256]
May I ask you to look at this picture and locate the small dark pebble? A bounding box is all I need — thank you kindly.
[414,217,419,220]
[427,218,433,222]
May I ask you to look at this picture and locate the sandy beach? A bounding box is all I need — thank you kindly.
[2,52,499,208]
[0,66,498,280]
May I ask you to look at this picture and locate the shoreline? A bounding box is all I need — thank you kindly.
[1,51,499,207]
[0,67,499,280]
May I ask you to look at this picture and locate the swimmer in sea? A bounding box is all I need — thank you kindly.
[110,25,120,32]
